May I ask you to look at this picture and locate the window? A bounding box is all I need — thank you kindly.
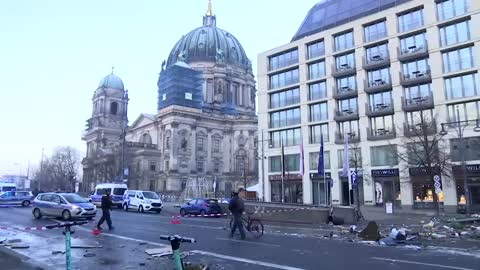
[165,136,171,149]
[367,67,391,85]
[196,160,204,173]
[364,20,387,42]
[308,61,326,80]
[269,154,300,172]
[336,75,357,91]
[406,109,434,126]
[213,138,221,153]
[309,102,328,122]
[447,101,480,122]
[365,43,389,62]
[269,49,298,71]
[165,160,169,171]
[309,81,327,101]
[270,88,300,109]
[439,20,470,47]
[405,84,432,100]
[370,115,394,134]
[270,107,301,128]
[437,0,469,21]
[337,148,362,168]
[400,32,426,53]
[445,73,478,100]
[197,137,204,151]
[398,9,424,33]
[337,120,359,137]
[337,98,358,114]
[269,69,299,89]
[141,133,152,144]
[369,91,392,111]
[309,151,331,170]
[270,128,302,148]
[310,124,329,143]
[371,145,398,166]
[150,163,156,172]
[407,142,439,165]
[442,47,475,73]
[334,31,354,52]
[307,40,325,59]
[335,52,355,70]
[110,102,118,115]
[213,161,220,173]
[402,58,430,77]
[450,136,480,161]
[185,92,192,100]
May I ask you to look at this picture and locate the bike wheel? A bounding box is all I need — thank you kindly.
[248,219,264,238]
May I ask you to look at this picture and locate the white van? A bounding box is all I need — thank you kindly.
[122,190,163,214]
[90,183,128,208]
[0,182,17,192]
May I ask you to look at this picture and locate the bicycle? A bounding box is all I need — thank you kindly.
[160,235,206,270]
[229,213,264,238]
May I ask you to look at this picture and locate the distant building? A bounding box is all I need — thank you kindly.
[82,2,258,196]
[0,175,30,189]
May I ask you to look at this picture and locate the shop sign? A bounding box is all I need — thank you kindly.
[310,172,332,180]
[453,164,480,175]
[409,166,440,176]
[371,169,399,177]
[268,174,302,181]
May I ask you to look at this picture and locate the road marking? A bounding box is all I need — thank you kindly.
[216,237,281,248]
[371,257,475,270]
[191,250,305,270]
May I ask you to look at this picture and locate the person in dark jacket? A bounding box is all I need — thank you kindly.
[229,191,245,239]
[97,190,114,230]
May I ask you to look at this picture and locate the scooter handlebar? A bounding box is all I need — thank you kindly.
[160,235,196,243]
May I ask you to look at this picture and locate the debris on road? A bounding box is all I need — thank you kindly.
[145,247,173,257]
[10,245,30,249]
[358,221,381,241]
[71,245,103,249]
[138,242,147,245]
[52,251,65,255]
[83,253,96,257]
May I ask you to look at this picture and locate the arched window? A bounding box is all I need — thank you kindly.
[110,102,118,115]
[141,133,152,144]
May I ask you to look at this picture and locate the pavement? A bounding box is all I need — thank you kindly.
[0,205,479,270]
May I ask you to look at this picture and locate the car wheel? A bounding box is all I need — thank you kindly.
[180,208,186,216]
[155,209,161,214]
[62,210,72,221]
[22,200,31,207]
[139,205,144,213]
[123,203,129,212]
[33,208,42,219]
[117,205,122,209]
[200,210,206,216]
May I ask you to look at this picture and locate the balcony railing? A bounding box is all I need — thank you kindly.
[126,141,158,150]
[332,86,357,99]
[362,53,390,71]
[334,109,359,122]
[364,78,392,94]
[334,131,360,144]
[397,43,429,62]
[401,95,434,112]
[403,120,437,137]
[365,102,394,117]
[399,69,432,87]
[366,127,396,141]
[331,63,356,77]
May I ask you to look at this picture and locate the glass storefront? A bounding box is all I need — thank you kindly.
[311,173,331,205]
[372,169,401,208]
[271,180,303,204]
[412,177,443,209]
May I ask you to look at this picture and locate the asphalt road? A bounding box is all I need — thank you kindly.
[0,206,479,270]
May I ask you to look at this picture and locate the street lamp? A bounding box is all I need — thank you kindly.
[254,129,269,202]
[439,106,480,215]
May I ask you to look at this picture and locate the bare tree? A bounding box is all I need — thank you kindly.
[397,111,450,216]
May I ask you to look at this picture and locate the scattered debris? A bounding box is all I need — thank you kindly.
[83,253,96,257]
[71,245,103,249]
[7,239,22,244]
[10,245,30,249]
[359,221,381,241]
[119,245,125,248]
[52,251,65,255]
[349,225,358,234]
[139,262,146,266]
[145,247,172,256]
[139,242,147,245]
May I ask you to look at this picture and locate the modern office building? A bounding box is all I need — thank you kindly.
[257,0,480,212]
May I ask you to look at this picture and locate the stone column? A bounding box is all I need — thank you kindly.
[190,125,197,172]
[207,128,213,173]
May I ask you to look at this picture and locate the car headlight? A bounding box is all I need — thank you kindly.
[71,205,79,209]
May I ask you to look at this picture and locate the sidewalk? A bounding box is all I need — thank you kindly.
[0,246,42,270]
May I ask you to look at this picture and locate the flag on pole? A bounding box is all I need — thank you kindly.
[317,133,324,175]
[299,142,304,176]
[281,140,286,180]
[342,131,349,177]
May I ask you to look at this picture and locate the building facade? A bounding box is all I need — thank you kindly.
[82,2,258,195]
[258,0,480,212]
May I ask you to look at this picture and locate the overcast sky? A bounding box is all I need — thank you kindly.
[0,0,318,176]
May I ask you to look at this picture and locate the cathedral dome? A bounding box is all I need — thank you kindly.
[166,2,252,72]
[98,72,124,91]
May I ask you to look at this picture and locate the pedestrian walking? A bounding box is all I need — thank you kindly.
[97,190,114,231]
[229,191,245,239]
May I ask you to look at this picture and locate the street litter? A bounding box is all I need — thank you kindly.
[349,225,358,234]
[358,221,381,241]
[52,251,65,255]
[139,242,147,245]
[431,233,447,239]
[83,253,96,257]
[145,247,173,257]
[10,245,30,249]
[71,245,103,249]
[7,239,22,244]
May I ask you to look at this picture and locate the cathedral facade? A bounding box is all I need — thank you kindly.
[82,3,258,196]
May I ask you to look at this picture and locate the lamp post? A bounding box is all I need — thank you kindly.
[254,130,269,202]
[439,106,480,215]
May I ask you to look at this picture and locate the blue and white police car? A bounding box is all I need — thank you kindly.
[122,190,163,213]
[32,193,97,220]
[90,183,127,209]
[0,191,34,207]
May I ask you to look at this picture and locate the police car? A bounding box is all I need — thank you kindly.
[90,183,127,209]
[0,191,34,207]
[122,190,163,214]
[32,193,97,220]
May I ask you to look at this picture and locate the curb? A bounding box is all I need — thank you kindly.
[0,245,50,270]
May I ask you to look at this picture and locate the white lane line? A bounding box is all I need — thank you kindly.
[371,257,476,270]
[215,237,281,248]
[191,250,306,270]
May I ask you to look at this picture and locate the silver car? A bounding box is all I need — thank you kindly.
[32,193,97,220]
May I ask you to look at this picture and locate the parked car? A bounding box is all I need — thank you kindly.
[90,183,128,209]
[122,190,163,213]
[0,191,34,207]
[179,198,223,217]
[32,193,96,220]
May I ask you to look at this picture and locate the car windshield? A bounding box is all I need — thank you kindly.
[62,194,88,203]
[206,199,219,204]
[113,188,127,195]
[143,192,159,199]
